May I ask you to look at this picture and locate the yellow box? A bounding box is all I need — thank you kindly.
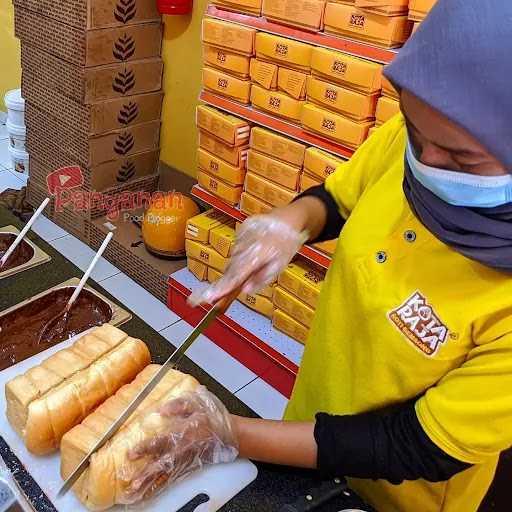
[300,172,323,192]
[381,75,399,100]
[238,292,274,318]
[278,68,308,100]
[251,84,305,123]
[355,0,408,16]
[185,240,231,273]
[211,0,263,16]
[188,257,208,281]
[313,238,338,255]
[240,191,273,216]
[375,95,400,125]
[207,266,223,283]
[199,130,249,168]
[197,169,243,206]
[197,147,246,186]
[311,47,382,95]
[196,105,251,146]
[408,0,437,21]
[273,309,309,344]
[278,259,325,309]
[250,59,278,90]
[203,44,252,79]
[247,150,301,191]
[186,209,234,243]
[304,147,343,180]
[250,126,306,167]
[306,76,378,121]
[273,286,316,328]
[202,18,256,56]
[324,3,413,48]
[209,224,236,258]
[262,0,326,32]
[255,33,313,72]
[244,172,297,208]
[368,125,378,137]
[301,102,374,148]
[203,67,252,105]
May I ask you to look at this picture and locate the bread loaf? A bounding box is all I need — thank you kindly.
[60,365,200,511]
[5,324,150,455]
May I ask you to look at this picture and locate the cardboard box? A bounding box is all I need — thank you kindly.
[412,21,421,34]
[306,76,378,121]
[244,172,297,207]
[197,170,243,206]
[203,66,252,104]
[355,0,408,16]
[368,125,378,137]
[304,147,343,180]
[273,286,316,328]
[255,33,313,72]
[199,131,248,168]
[14,8,163,67]
[251,85,305,123]
[186,209,234,243]
[376,95,400,125]
[203,44,251,79]
[185,240,231,272]
[324,3,413,48]
[209,224,236,258]
[197,148,246,186]
[313,238,338,255]
[250,59,278,90]
[211,0,263,16]
[250,127,306,167]
[240,192,273,216]
[278,68,308,100]
[202,18,256,56]
[196,105,251,147]
[188,258,208,281]
[381,76,400,100]
[408,0,437,21]
[300,172,323,192]
[247,150,301,191]
[311,46,382,95]
[301,103,374,148]
[207,266,223,283]
[273,309,309,344]
[239,292,274,318]
[262,0,326,32]
[278,259,325,309]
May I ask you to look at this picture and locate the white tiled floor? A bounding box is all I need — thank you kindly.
[236,378,289,420]
[0,139,12,170]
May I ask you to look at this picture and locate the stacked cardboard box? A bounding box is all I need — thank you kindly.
[262,0,327,32]
[408,0,437,22]
[375,95,401,126]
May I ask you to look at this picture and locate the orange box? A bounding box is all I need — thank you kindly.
[244,172,297,208]
[199,130,249,168]
[197,147,246,186]
[197,169,243,206]
[251,84,305,123]
[304,147,344,180]
[188,258,208,281]
[300,172,323,192]
[278,259,325,309]
[408,0,437,21]
[186,209,234,243]
[209,224,237,258]
[262,0,326,32]
[273,309,309,344]
[247,150,301,191]
[381,75,400,100]
[375,95,400,126]
[196,105,251,146]
[203,67,252,104]
[185,240,231,272]
[278,68,308,100]
[250,59,278,90]
[250,126,306,167]
[273,286,316,328]
[255,33,313,72]
[238,292,274,318]
[211,0,263,16]
[203,44,251,79]
[202,18,256,56]
[240,191,273,216]
[313,238,338,255]
[355,0,408,16]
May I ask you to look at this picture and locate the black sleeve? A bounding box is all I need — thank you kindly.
[294,184,345,243]
[314,401,472,484]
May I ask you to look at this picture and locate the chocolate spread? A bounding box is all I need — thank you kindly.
[0,288,112,371]
[0,233,34,273]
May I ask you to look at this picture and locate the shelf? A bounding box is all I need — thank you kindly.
[200,91,354,160]
[191,184,333,269]
[206,5,398,64]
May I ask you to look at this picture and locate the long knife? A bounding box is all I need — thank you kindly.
[57,290,239,498]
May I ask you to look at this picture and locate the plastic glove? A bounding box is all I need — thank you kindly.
[124,386,238,502]
[189,214,309,306]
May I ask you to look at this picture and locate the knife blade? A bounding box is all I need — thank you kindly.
[58,289,238,498]
[279,478,348,512]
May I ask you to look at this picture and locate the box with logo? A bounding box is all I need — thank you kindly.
[273,286,316,328]
[408,0,437,21]
[199,131,248,168]
[209,224,237,258]
[238,292,274,318]
[188,258,208,281]
[251,85,305,124]
[203,67,252,105]
[197,169,243,206]
[202,18,256,57]
[324,3,413,48]
[196,105,251,147]
[273,309,309,344]
[185,240,231,273]
[203,45,252,79]
[354,0,409,16]
[278,68,308,100]
[262,0,326,32]
[300,172,323,192]
[301,103,374,148]
[211,0,263,16]
[304,147,343,180]
[240,192,273,216]
[306,76,378,121]
[197,148,246,186]
[255,33,313,72]
[247,150,301,191]
[21,45,163,104]
[244,172,297,208]
[375,95,400,126]
[381,76,399,100]
[278,259,325,309]
[311,47,382,95]
[250,59,278,90]
[250,127,306,167]
[14,8,163,68]
[186,209,234,243]
[313,238,338,255]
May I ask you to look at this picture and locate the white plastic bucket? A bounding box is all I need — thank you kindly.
[4,89,25,127]
[6,120,26,151]
[8,145,29,176]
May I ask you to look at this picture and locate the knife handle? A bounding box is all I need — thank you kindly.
[280,478,347,512]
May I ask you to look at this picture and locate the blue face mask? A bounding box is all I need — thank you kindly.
[405,139,512,208]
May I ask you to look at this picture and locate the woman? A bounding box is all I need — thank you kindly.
[129,1,512,510]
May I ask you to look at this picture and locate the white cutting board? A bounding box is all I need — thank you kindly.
[0,332,258,512]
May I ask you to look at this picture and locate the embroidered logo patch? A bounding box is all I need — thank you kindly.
[388,291,448,356]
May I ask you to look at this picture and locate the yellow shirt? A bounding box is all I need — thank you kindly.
[284,114,512,512]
